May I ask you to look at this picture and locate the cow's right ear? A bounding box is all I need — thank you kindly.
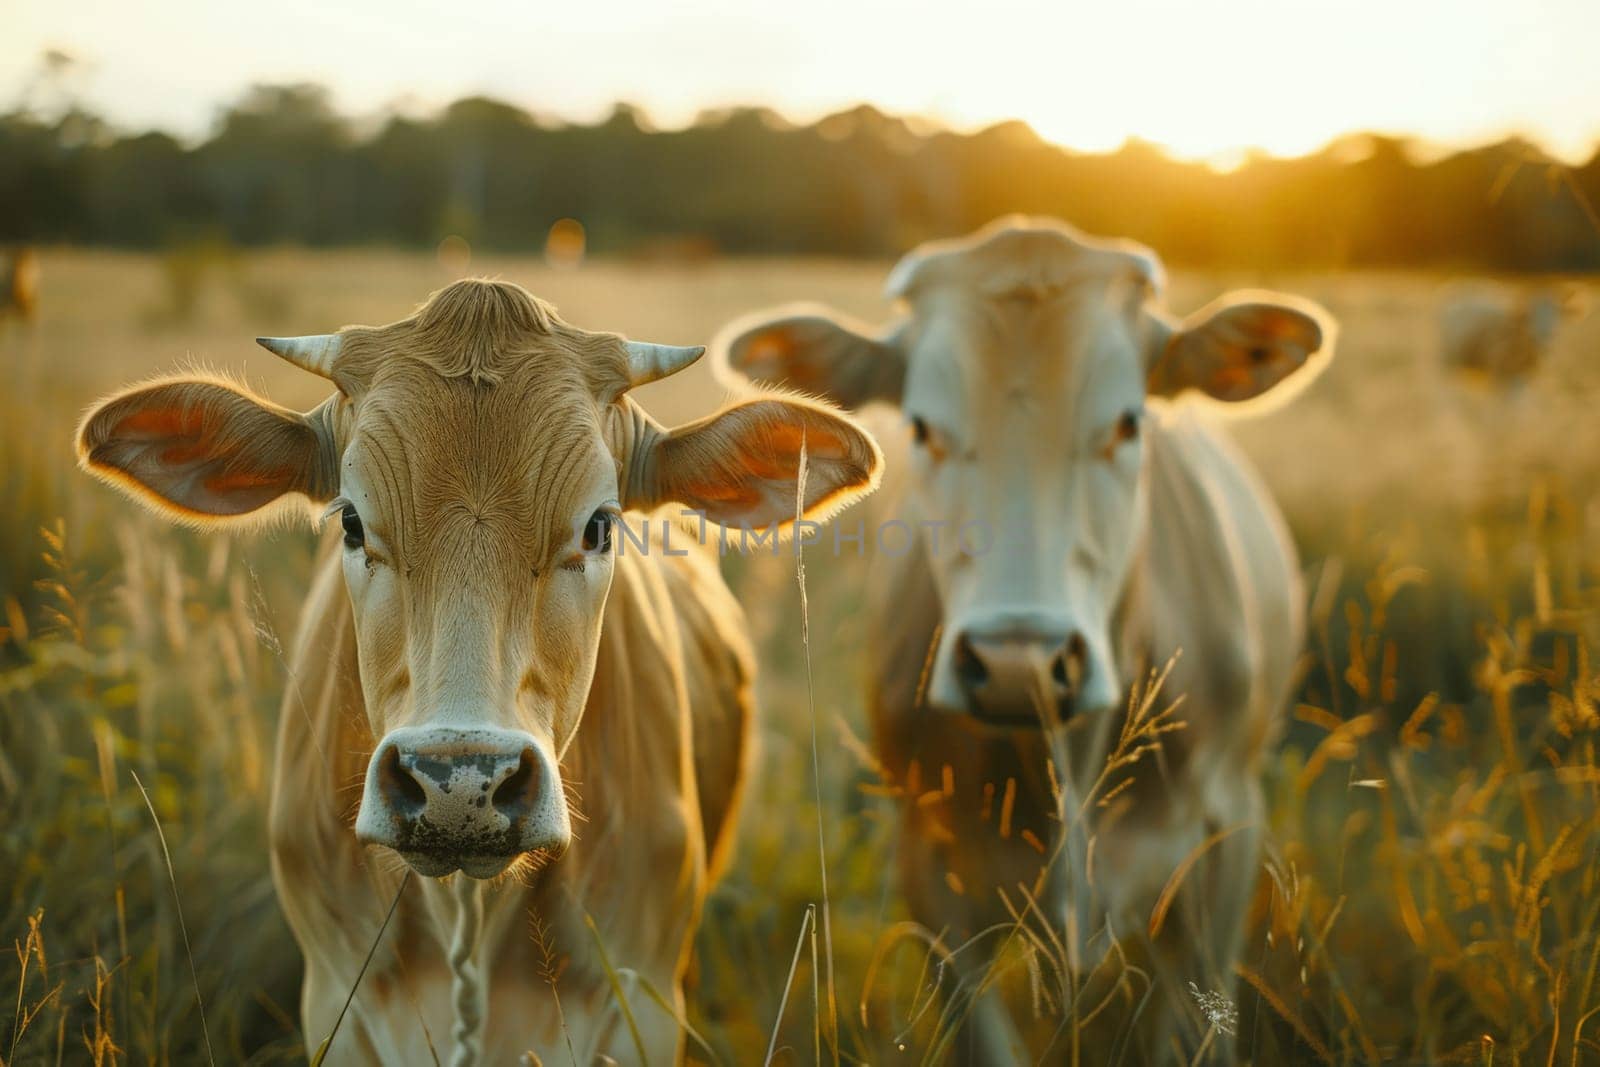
[716,304,905,411]
[77,377,338,526]
[1146,292,1333,409]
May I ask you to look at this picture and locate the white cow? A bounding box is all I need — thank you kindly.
[719,217,1334,1062]
[1439,283,1585,388]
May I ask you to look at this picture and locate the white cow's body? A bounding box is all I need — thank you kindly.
[878,407,1299,1055]
[1439,285,1582,388]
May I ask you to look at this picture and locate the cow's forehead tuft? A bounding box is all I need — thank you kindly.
[334,278,633,396]
[887,217,1164,303]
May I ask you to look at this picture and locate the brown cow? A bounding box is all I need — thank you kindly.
[1,246,39,323]
[719,218,1334,1062]
[78,279,882,1064]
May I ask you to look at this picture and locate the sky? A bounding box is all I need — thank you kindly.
[5,0,1600,164]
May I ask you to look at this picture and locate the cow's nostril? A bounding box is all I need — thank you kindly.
[379,746,427,814]
[1058,632,1087,693]
[492,748,538,817]
[953,632,989,692]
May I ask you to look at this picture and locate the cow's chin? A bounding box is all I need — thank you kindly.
[928,696,1111,735]
[957,705,1073,733]
[397,850,519,879]
[392,847,563,880]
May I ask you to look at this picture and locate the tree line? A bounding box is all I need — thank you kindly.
[2,82,1597,271]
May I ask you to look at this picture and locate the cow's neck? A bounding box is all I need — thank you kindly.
[866,483,1180,823]
[339,548,692,965]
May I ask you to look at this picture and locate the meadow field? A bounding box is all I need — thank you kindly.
[4,247,1600,1065]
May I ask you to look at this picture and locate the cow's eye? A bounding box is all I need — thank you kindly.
[582,510,614,553]
[910,415,929,446]
[1115,409,1142,444]
[340,504,365,549]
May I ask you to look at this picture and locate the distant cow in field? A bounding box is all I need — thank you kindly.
[1,246,39,323]
[77,279,881,1064]
[1439,284,1585,388]
[720,218,1334,1062]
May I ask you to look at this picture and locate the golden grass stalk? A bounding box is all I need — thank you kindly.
[128,771,214,1067]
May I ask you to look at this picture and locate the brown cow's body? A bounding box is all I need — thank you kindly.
[79,279,881,1066]
[273,537,752,1064]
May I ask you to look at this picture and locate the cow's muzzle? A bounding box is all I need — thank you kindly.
[942,617,1115,727]
[354,726,567,878]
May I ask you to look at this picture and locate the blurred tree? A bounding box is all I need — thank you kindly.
[197,84,353,244]
[0,75,1596,272]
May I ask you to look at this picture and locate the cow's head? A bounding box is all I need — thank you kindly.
[79,280,881,877]
[721,218,1331,727]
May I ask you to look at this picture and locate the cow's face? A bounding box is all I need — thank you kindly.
[79,280,881,878]
[722,219,1331,728]
[890,267,1154,725]
[329,340,622,879]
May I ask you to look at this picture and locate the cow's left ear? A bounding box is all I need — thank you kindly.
[626,397,883,534]
[716,305,905,411]
[1147,291,1334,406]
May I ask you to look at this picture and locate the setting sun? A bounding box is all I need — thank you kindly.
[823,0,1600,164]
[6,0,1600,162]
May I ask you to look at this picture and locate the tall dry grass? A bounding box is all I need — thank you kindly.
[3,249,1600,1063]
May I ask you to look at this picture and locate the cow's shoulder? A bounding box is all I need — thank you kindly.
[1139,404,1301,738]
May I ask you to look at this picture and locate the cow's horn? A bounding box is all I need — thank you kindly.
[625,341,704,387]
[256,334,343,379]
